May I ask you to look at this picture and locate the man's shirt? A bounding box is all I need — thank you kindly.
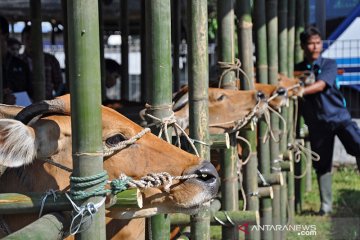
[295,57,351,128]
[2,52,32,97]
[21,52,63,99]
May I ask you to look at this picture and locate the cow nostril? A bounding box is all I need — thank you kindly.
[194,162,219,183]
[256,91,265,100]
[277,87,287,95]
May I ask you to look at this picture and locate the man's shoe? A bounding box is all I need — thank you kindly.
[317,209,331,216]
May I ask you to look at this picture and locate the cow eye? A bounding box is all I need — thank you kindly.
[217,94,226,101]
[106,134,126,146]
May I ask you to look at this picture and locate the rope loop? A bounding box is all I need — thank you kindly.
[39,189,59,218]
[69,171,109,201]
[218,59,253,90]
[65,193,106,235]
[144,105,200,156]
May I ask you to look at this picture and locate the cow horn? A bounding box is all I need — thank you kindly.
[15,94,71,124]
[173,92,189,111]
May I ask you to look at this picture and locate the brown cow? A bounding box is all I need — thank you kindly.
[172,87,267,135]
[0,94,220,239]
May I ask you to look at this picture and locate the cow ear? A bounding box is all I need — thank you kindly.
[0,119,36,167]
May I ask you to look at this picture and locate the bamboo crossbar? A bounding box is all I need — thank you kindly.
[0,189,142,215]
[210,133,230,149]
[170,210,259,226]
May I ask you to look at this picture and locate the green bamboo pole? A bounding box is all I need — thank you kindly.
[220,135,239,240]
[140,0,147,102]
[217,1,238,238]
[294,0,305,214]
[278,1,289,237]
[257,172,284,186]
[120,0,129,100]
[294,0,304,64]
[0,190,142,214]
[145,1,173,239]
[171,211,259,226]
[187,0,211,238]
[98,0,106,101]
[30,0,45,101]
[237,1,258,240]
[210,133,230,149]
[266,1,282,239]
[61,0,70,94]
[67,0,105,239]
[254,0,272,238]
[287,0,296,225]
[4,213,70,240]
[172,0,181,92]
[217,0,236,89]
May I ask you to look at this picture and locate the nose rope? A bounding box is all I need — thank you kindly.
[144,105,200,157]
[208,100,266,133]
[115,172,200,193]
[218,58,253,90]
[262,105,287,143]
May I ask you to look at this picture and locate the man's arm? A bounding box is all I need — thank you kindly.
[303,79,326,95]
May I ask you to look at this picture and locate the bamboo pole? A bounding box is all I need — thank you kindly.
[294,0,306,214]
[220,135,239,239]
[30,0,45,101]
[257,172,284,186]
[3,213,70,240]
[217,0,236,89]
[140,0,147,102]
[171,211,259,226]
[0,190,142,214]
[145,1,173,238]
[287,0,296,225]
[257,186,274,199]
[217,1,238,239]
[254,1,272,238]
[98,0,106,101]
[266,1,282,239]
[120,0,129,100]
[294,0,304,64]
[187,1,211,238]
[67,0,105,238]
[237,1,259,239]
[172,0,181,92]
[210,133,230,149]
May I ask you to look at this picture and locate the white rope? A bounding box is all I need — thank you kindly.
[144,111,200,156]
[117,172,199,193]
[39,189,58,218]
[65,193,106,235]
[257,169,269,186]
[217,59,253,90]
[103,128,151,157]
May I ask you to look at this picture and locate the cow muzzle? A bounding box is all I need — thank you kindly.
[187,161,220,193]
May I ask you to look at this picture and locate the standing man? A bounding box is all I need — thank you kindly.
[0,16,32,104]
[295,26,360,216]
[21,25,63,99]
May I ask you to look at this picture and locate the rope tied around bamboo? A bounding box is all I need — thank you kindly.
[144,103,200,156]
[217,58,253,90]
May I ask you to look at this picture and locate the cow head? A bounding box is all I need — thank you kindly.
[0,94,220,217]
[173,87,267,134]
[254,83,288,110]
[278,74,305,97]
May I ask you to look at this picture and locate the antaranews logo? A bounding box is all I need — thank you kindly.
[239,223,317,236]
